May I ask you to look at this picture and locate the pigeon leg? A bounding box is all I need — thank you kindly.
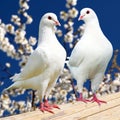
[44,100,60,109]
[44,100,52,109]
[31,90,36,109]
[90,94,107,105]
[76,93,90,103]
[39,102,54,114]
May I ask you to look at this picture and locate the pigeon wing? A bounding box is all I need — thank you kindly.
[69,43,85,67]
[12,48,49,81]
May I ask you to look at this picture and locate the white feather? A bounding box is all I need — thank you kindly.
[68,8,113,93]
[4,13,66,102]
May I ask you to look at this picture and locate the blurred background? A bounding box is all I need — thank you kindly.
[0,0,120,117]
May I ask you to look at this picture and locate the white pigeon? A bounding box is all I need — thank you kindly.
[67,8,113,105]
[4,13,66,113]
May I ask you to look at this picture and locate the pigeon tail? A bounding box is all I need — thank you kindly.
[3,81,23,92]
[10,73,22,82]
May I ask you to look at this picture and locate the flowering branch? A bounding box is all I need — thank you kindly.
[108,49,120,74]
[0,0,37,68]
[57,0,79,49]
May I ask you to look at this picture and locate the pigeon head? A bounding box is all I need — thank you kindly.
[40,13,61,27]
[78,8,98,23]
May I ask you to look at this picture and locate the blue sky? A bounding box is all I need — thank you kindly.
[0,0,120,89]
[0,0,120,49]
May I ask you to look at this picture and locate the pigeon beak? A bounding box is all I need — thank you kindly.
[52,19,61,26]
[78,15,85,21]
[55,20,61,26]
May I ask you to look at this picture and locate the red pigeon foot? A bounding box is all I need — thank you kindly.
[44,100,52,109]
[76,93,90,103]
[52,104,60,109]
[44,100,60,109]
[39,102,54,114]
[90,94,107,106]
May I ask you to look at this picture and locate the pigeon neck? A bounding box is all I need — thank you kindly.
[85,18,101,32]
[38,25,56,45]
[85,18,99,26]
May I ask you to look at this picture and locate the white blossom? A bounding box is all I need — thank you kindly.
[1,37,9,46]
[68,7,78,18]
[66,3,71,9]
[56,29,63,37]
[5,62,11,68]
[7,44,16,57]
[1,44,8,52]
[15,30,27,44]
[64,31,74,42]
[60,11,68,21]
[68,21,74,27]
[29,36,37,46]
[18,101,25,108]
[11,15,21,26]
[69,43,73,48]
[64,24,69,29]
[66,0,77,6]
[0,109,4,117]
[25,44,33,53]
[22,38,28,45]
[26,16,33,24]
[19,0,29,10]
[0,26,6,40]
[5,24,15,34]
[23,12,28,17]
[112,78,120,86]
[15,29,26,39]
[26,101,32,109]
[18,48,24,55]
[78,24,86,36]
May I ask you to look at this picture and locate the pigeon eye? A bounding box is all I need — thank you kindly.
[86,10,90,14]
[48,16,52,20]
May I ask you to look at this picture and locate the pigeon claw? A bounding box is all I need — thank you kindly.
[40,102,54,114]
[76,93,90,103]
[76,97,90,103]
[40,107,54,114]
[44,100,52,109]
[90,94,107,106]
[44,100,60,109]
[52,104,60,109]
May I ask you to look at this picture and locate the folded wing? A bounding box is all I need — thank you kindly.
[12,48,49,81]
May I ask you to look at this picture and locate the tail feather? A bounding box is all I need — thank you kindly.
[3,81,23,92]
[10,73,21,82]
